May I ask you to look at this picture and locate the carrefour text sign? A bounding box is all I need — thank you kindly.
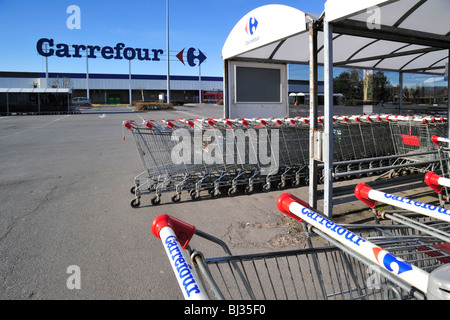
[36,38,164,61]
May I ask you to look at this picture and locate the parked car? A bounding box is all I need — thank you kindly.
[71,97,92,107]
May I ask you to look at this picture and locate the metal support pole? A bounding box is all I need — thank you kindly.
[129,60,132,105]
[223,60,229,118]
[44,43,49,89]
[308,24,318,209]
[86,53,90,100]
[323,20,334,220]
[448,52,450,138]
[399,71,403,114]
[166,0,171,104]
[199,64,202,103]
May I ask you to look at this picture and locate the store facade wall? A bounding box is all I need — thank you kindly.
[0,71,223,104]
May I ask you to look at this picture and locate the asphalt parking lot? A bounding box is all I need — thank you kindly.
[0,104,435,300]
[0,103,287,300]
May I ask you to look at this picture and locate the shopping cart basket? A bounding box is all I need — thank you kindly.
[124,118,209,206]
[389,116,444,162]
[152,209,450,300]
[332,115,446,179]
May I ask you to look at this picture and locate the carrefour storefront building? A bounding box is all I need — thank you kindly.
[0,37,223,110]
[0,71,223,105]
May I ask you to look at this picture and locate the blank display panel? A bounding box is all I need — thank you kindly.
[235,66,281,103]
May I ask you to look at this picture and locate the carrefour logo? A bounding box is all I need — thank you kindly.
[373,247,413,275]
[245,17,259,35]
[176,47,206,67]
[36,38,163,61]
[244,17,260,46]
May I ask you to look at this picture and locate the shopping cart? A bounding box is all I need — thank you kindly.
[277,193,450,300]
[387,115,445,173]
[333,115,446,179]
[353,181,450,297]
[124,119,175,207]
[266,117,308,189]
[355,182,450,224]
[152,205,450,300]
[124,118,208,206]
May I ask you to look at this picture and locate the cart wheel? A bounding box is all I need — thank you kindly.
[171,194,181,203]
[130,186,137,194]
[151,196,161,206]
[244,186,254,195]
[291,180,300,188]
[277,181,286,190]
[262,184,271,192]
[191,192,201,201]
[209,188,220,198]
[227,187,238,197]
[130,198,140,208]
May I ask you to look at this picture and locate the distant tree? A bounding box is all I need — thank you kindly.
[412,86,421,102]
[334,69,363,100]
[372,71,390,104]
[52,76,72,89]
[349,69,364,99]
[334,71,352,99]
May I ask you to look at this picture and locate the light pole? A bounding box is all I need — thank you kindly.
[199,64,201,103]
[166,0,171,104]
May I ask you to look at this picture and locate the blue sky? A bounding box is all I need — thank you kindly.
[0,0,325,78]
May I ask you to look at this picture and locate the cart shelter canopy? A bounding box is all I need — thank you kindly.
[222,0,450,218]
[222,5,316,63]
[223,0,450,75]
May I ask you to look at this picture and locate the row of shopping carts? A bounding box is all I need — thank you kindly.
[123,113,447,207]
[152,169,450,300]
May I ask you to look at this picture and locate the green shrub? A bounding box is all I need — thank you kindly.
[133,101,173,111]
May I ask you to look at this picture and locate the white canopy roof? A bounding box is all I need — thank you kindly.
[222,4,316,62]
[222,0,450,75]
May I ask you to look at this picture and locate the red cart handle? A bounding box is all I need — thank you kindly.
[277,193,310,222]
[354,183,378,208]
[143,120,154,129]
[151,214,196,249]
[424,171,444,194]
